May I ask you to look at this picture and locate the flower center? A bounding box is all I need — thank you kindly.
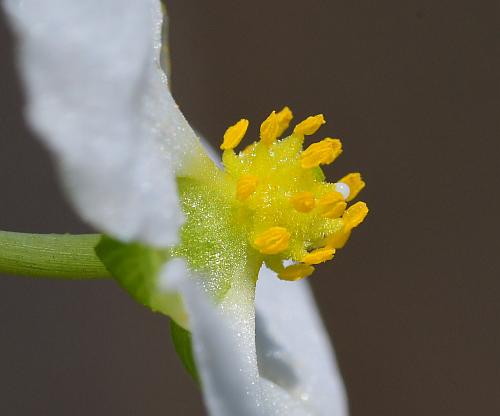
[219,107,368,281]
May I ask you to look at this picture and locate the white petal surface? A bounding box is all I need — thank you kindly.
[164,261,348,416]
[255,267,349,415]
[3,0,203,246]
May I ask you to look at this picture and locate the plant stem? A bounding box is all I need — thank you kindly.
[0,231,111,279]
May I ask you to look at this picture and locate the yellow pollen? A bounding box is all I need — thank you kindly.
[302,247,335,265]
[278,263,315,281]
[339,172,365,202]
[276,106,293,137]
[317,191,347,219]
[293,114,326,136]
[220,118,249,150]
[253,226,291,255]
[300,138,342,169]
[290,191,315,213]
[236,174,259,201]
[260,111,280,145]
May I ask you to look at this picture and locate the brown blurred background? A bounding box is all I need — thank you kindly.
[1,1,499,415]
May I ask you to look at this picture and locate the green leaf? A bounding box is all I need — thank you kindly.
[95,236,188,328]
[170,319,200,385]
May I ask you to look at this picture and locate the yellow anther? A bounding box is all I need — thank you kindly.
[278,263,315,281]
[343,201,369,228]
[236,174,259,201]
[325,230,351,249]
[300,138,342,169]
[260,111,280,145]
[220,118,249,150]
[293,114,325,136]
[339,172,365,202]
[253,226,291,255]
[325,201,369,249]
[302,247,335,265]
[290,191,315,213]
[276,106,293,137]
[317,191,347,219]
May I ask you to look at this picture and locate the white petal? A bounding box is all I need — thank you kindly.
[255,267,349,415]
[165,261,348,416]
[3,0,203,246]
[163,260,264,415]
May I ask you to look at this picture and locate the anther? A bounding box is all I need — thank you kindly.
[325,230,351,250]
[325,201,369,249]
[343,201,369,228]
[300,138,342,169]
[276,106,293,137]
[260,111,280,145]
[278,263,315,281]
[236,175,259,201]
[290,191,315,213]
[317,191,347,219]
[293,114,325,136]
[302,247,335,265]
[253,226,291,255]
[220,119,249,150]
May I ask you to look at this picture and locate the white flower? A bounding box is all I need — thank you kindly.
[3,0,349,415]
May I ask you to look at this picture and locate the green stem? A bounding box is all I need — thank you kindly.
[0,231,111,279]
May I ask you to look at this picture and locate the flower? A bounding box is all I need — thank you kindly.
[4,0,368,415]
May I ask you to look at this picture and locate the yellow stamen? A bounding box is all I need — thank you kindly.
[236,174,259,201]
[260,111,280,145]
[317,191,347,219]
[293,114,325,136]
[220,119,249,150]
[219,107,368,282]
[339,172,365,202]
[343,201,369,228]
[300,138,342,169]
[325,201,369,249]
[253,226,291,255]
[325,229,351,249]
[278,263,315,281]
[276,106,293,137]
[290,191,315,213]
[302,247,335,265]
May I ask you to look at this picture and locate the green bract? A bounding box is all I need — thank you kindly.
[95,236,188,327]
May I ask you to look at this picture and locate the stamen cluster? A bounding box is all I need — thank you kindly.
[220,107,368,281]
